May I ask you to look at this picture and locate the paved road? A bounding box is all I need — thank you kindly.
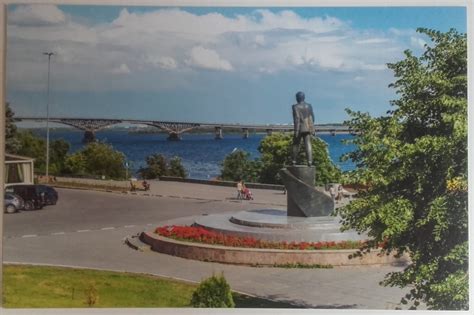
[3,187,409,310]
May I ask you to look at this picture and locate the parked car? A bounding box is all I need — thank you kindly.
[4,192,24,214]
[36,185,58,205]
[5,185,44,210]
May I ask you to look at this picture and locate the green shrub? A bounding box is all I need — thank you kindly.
[138,154,187,179]
[191,273,235,308]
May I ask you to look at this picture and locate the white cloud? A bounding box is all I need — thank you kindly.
[388,28,416,37]
[355,38,389,44]
[9,4,66,26]
[145,55,178,70]
[186,46,233,71]
[111,64,130,75]
[410,36,427,49]
[7,5,409,92]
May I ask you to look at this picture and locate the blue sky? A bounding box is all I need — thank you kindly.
[6,5,467,125]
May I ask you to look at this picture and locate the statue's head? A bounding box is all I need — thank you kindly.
[296,91,305,103]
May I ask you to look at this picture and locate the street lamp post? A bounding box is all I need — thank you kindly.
[43,52,54,181]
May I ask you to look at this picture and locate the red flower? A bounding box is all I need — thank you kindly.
[154,225,365,250]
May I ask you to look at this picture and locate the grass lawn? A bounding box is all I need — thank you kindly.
[3,264,297,308]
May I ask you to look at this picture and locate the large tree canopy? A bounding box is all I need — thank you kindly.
[338,28,467,310]
[220,133,340,186]
[64,142,126,180]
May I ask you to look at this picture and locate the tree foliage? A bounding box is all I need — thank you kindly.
[15,130,70,175]
[5,102,20,153]
[221,133,340,185]
[138,154,187,179]
[64,142,126,180]
[191,273,235,308]
[220,150,261,183]
[337,28,467,310]
[258,133,340,185]
[168,156,187,178]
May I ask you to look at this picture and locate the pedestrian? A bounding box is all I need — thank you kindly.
[236,180,243,200]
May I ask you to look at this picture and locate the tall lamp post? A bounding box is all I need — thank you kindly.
[43,52,54,181]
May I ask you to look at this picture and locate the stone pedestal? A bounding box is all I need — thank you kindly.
[279,165,334,217]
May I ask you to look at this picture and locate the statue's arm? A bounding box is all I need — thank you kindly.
[292,105,300,137]
[310,105,315,134]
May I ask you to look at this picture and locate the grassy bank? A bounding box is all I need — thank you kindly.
[3,265,296,308]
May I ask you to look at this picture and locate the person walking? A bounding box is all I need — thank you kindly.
[236,180,243,200]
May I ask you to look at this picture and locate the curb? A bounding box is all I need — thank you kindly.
[124,234,151,252]
[141,232,410,267]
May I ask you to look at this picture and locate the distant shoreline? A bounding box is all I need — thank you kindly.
[18,126,352,135]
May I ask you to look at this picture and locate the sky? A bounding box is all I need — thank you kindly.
[6,5,467,125]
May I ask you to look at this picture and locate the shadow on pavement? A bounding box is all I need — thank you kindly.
[235,293,358,309]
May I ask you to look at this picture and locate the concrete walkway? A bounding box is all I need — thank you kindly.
[135,179,288,206]
[130,180,350,208]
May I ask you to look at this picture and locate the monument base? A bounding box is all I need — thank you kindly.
[279,165,334,217]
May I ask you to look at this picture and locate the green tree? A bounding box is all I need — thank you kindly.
[138,154,168,179]
[16,131,46,171]
[64,142,126,180]
[258,133,340,185]
[337,29,467,310]
[191,273,235,308]
[14,131,71,175]
[48,139,70,175]
[220,150,261,183]
[64,153,87,176]
[168,156,187,178]
[5,102,20,153]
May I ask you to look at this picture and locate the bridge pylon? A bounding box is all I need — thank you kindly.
[167,133,182,141]
[215,127,223,140]
[83,131,96,143]
[242,128,249,139]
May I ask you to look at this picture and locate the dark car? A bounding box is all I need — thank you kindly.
[5,185,44,210]
[4,192,25,214]
[36,185,58,205]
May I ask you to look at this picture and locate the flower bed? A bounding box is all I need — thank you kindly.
[155,225,365,250]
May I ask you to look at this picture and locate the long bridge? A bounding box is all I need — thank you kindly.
[15,117,352,142]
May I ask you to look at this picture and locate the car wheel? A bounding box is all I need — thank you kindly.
[5,204,17,214]
[24,201,34,211]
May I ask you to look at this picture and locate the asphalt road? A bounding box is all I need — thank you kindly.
[3,188,258,238]
[3,188,410,310]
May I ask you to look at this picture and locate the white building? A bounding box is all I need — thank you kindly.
[5,153,34,185]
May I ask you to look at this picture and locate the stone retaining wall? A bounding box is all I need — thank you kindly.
[141,232,409,267]
[49,176,128,189]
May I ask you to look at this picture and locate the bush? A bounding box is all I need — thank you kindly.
[168,156,187,178]
[138,154,187,179]
[138,154,167,179]
[63,142,126,180]
[220,150,261,182]
[191,273,235,308]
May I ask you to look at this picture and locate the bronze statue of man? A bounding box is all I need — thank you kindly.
[292,91,315,166]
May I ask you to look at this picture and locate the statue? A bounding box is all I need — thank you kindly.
[280,91,334,217]
[291,91,315,166]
